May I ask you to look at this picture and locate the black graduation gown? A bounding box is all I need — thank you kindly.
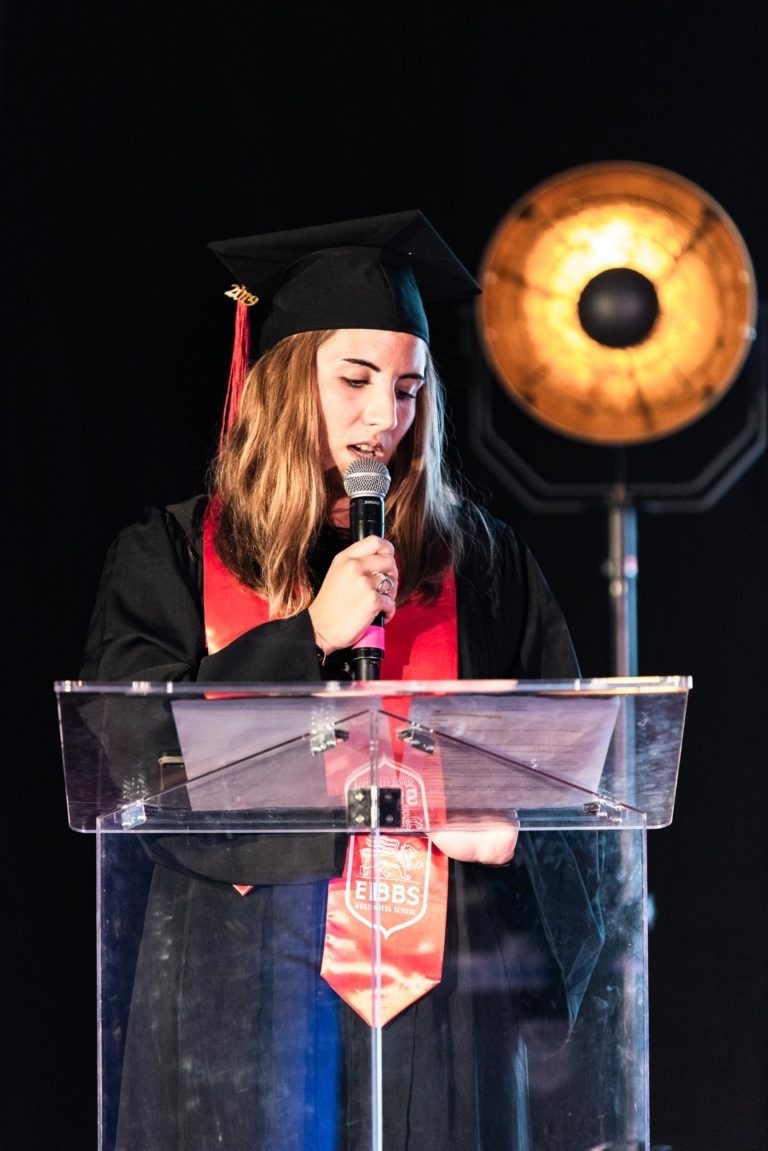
[81,495,605,1151]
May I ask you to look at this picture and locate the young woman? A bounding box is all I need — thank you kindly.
[81,210,604,1150]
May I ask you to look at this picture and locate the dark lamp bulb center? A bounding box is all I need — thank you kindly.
[577,266,659,348]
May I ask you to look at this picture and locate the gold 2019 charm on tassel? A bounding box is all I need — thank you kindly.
[224,284,259,306]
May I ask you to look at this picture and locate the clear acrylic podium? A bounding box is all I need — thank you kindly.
[56,675,690,1151]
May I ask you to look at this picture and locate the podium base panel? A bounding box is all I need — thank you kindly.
[98,829,648,1151]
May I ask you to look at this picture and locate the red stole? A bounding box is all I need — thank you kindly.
[202,501,457,1025]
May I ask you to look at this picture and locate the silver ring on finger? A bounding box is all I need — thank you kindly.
[375,573,394,596]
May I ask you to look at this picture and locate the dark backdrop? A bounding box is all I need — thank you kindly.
[2,3,766,1149]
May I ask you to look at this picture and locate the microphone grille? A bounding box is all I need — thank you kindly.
[343,458,392,498]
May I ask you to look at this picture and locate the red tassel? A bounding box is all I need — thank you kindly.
[219,298,250,451]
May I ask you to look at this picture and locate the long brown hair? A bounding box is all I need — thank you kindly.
[210,329,488,615]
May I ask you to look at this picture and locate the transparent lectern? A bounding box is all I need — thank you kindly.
[56,675,689,1151]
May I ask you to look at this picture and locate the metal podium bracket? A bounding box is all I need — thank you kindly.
[347,786,402,829]
[396,725,435,754]
[120,801,147,829]
[310,724,349,754]
[583,796,627,822]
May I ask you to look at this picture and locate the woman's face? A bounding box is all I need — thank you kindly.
[315,328,426,479]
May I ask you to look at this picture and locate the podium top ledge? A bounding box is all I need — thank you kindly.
[54,675,692,700]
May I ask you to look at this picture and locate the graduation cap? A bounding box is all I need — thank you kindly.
[207,210,481,439]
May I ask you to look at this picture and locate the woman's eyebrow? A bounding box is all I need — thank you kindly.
[342,357,424,381]
[342,357,380,370]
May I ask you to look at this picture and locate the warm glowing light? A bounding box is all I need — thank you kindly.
[477,162,757,444]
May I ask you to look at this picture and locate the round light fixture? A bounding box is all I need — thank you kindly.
[477,161,757,445]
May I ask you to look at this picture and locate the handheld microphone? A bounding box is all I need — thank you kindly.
[343,458,392,681]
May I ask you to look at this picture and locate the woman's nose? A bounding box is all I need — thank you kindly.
[363,385,398,429]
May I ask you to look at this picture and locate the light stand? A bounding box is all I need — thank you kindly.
[473,160,761,674]
[471,161,761,1149]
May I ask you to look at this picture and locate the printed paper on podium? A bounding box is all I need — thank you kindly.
[169,691,622,819]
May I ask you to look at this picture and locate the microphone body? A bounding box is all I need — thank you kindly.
[343,459,391,681]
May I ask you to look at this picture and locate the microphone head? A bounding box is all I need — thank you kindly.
[343,458,391,499]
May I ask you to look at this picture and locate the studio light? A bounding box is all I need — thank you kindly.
[477,160,757,446]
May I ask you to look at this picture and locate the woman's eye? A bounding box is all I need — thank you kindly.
[342,377,368,389]
[397,389,418,401]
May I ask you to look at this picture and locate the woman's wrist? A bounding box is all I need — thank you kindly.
[308,608,334,662]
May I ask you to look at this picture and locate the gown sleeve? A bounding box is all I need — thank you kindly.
[456,512,605,1033]
[79,498,343,884]
[80,499,322,683]
[455,513,579,681]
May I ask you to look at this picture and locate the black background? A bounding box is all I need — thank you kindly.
[2,3,766,1148]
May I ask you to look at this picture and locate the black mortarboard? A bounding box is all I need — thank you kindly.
[208,209,481,353]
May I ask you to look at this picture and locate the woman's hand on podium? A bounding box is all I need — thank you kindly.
[429,820,519,866]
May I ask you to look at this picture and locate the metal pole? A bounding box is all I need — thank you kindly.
[606,483,639,677]
[605,481,648,1143]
